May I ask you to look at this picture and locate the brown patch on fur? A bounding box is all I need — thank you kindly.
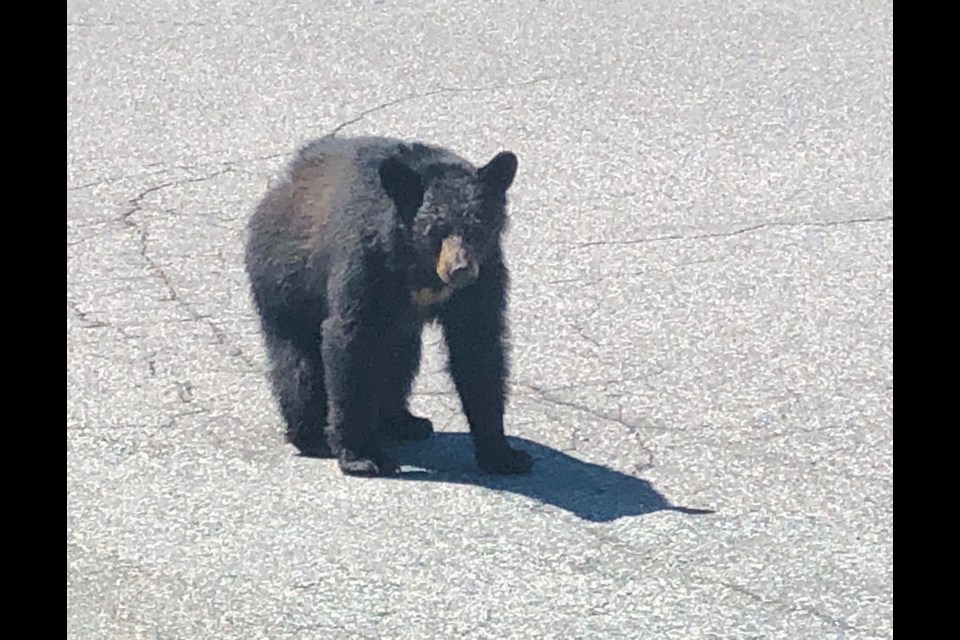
[291,155,352,241]
[411,286,455,308]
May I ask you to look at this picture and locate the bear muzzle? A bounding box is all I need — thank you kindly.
[436,235,479,288]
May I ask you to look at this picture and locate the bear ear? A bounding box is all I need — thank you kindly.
[478,151,518,193]
[379,157,424,223]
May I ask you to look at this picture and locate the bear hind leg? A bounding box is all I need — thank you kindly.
[264,329,332,458]
[321,315,398,476]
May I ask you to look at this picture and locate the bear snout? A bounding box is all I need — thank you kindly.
[437,236,480,287]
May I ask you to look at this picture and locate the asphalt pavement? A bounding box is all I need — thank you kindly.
[67,1,893,638]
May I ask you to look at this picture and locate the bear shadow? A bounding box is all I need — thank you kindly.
[383,433,715,523]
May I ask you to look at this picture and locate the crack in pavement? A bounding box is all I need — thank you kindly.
[115,172,260,372]
[575,327,601,348]
[66,407,209,431]
[567,299,603,348]
[69,76,556,179]
[68,167,178,192]
[67,220,127,248]
[67,300,110,330]
[118,168,238,220]
[712,578,860,634]
[545,258,721,287]
[511,376,651,394]
[67,20,211,28]
[69,159,258,193]
[566,216,894,249]
[514,380,672,438]
[67,299,137,340]
[163,407,210,429]
[324,75,559,139]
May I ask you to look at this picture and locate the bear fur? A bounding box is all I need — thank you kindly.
[244,135,533,476]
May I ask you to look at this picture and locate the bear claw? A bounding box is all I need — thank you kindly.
[338,452,398,477]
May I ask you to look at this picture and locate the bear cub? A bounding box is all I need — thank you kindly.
[244,135,533,477]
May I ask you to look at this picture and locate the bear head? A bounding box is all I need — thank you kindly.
[379,150,518,294]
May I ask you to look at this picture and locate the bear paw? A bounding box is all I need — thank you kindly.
[290,431,334,458]
[337,449,399,477]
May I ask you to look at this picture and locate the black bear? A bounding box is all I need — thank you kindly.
[244,135,533,477]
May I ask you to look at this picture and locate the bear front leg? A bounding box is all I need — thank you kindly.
[377,325,434,442]
[441,268,533,475]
